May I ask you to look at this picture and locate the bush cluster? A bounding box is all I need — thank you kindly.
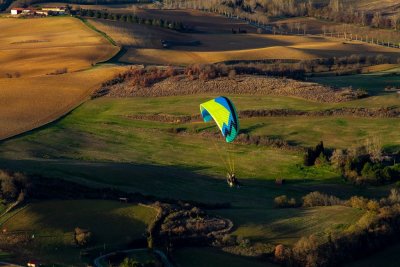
[274,195,298,208]
[330,144,400,185]
[74,227,92,246]
[0,170,28,203]
[275,191,343,209]
[303,141,329,166]
[302,192,343,207]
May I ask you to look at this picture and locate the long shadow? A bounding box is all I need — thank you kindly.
[105,46,132,65]
[0,158,285,208]
[0,157,389,208]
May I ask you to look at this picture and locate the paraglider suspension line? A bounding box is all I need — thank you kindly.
[211,137,231,174]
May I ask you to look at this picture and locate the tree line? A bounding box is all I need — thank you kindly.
[274,189,400,267]
[304,139,400,186]
[71,7,187,32]
[164,0,400,31]
[4,0,150,10]
[164,0,400,47]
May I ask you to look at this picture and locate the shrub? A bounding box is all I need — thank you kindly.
[330,149,346,172]
[315,153,329,166]
[346,196,369,209]
[221,234,237,246]
[74,227,92,246]
[303,148,316,166]
[274,195,298,208]
[0,170,28,203]
[274,244,286,262]
[387,188,400,205]
[302,191,342,207]
[303,141,326,166]
[48,68,68,75]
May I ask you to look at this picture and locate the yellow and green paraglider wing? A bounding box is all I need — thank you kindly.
[200,96,239,143]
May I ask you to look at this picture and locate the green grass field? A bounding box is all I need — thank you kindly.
[0,200,156,265]
[311,71,400,95]
[211,206,364,245]
[172,247,275,267]
[1,75,399,265]
[0,93,386,252]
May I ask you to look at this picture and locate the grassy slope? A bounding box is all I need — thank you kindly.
[311,71,400,95]
[1,200,157,265]
[212,206,363,245]
[172,247,274,267]
[2,70,397,250]
[0,93,381,257]
[0,96,341,183]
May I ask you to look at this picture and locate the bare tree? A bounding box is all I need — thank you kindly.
[295,22,301,34]
[288,22,294,33]
[322,25,327,36]
[302,24,308,35]
[365,137,382,163]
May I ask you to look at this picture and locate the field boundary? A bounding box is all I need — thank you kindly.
[76,16,118,47]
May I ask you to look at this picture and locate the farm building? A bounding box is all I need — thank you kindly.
[10,8,35,15]
[10,6,66,16]
[41,6,66,14]
[10,8,23,15]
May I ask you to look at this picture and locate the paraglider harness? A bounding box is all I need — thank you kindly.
[227,172,240,188]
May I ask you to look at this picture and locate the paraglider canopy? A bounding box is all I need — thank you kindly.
[200,96,239,143]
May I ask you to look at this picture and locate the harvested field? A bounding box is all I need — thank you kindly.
[77,7,257,34]
[269,17,339,35]
[89,19,314,51]
[319,0,400,12]
[0,65,125,140]
[88,18,195,48]
[132,8,257,34]
[0,17,119,77]
[99,75,366,103]
[0,16,122,140]
[120,36,400,65]
[84,8,400,65]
